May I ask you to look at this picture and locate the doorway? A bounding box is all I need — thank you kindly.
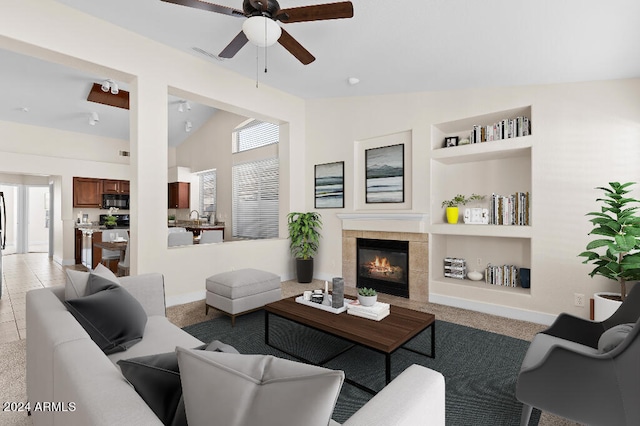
[0,184,51,255]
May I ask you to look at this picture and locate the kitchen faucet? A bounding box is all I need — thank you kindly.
[190,210,200,222]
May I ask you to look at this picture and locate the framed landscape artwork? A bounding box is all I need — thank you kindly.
[315,161,344,208]
[365,144,404,203]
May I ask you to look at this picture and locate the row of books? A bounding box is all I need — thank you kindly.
[470,116,531,144]
[347,300,390,321]
[488,192,530,226]
[485,264,519,287]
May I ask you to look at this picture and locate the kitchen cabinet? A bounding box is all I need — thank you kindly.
[103,179,130,194]
[73,177,102,208]
[168,182,190,209]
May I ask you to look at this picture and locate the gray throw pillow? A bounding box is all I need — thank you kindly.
[65,263,120,300]
[598,323,635,352]
[118,341,240,426]
[65,283,147,355]
[176,347,344,426]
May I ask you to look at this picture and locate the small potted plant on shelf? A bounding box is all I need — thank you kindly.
[168,214,176,225]
[357,287,378,307]
[579,182,640,320]
[441,194,484,224]
[287,212,322,283]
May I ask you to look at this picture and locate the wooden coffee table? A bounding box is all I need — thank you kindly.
[264,296,435,394]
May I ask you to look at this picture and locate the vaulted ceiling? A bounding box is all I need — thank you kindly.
[1,0,639,143]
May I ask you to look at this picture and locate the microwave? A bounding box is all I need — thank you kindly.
[102,194,129,210]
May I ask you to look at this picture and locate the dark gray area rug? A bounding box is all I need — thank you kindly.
[183,311,540,425]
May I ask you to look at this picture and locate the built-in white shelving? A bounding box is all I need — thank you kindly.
[430,106,533,295]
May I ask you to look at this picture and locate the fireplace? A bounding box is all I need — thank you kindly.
[357,238,409,298]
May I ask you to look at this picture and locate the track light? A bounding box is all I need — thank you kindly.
[100,79,119,95]
[178,101,191,113]
[89,112,99,126]
[185,121,192,132]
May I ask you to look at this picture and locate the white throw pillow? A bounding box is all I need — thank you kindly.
[176,347,344,426]
[65,263,120,300]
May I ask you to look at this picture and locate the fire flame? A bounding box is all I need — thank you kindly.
[370,256,392,272]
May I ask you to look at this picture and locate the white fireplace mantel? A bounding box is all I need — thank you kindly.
[337,213,429,233]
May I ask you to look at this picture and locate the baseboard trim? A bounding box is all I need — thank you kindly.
[429,293,557,326]
[166,290,206,308]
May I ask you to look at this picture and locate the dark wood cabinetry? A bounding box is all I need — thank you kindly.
[103,179,130,194]
[73,177,130,207]
[168,182,190,209]
[73,177,102,208]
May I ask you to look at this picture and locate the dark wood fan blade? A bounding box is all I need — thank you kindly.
[278,28,315,65]
[219,31,249,58]
[277,2,353,23]
[160,0,244,17]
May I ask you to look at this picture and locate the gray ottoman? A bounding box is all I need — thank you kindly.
[205,268,281,326]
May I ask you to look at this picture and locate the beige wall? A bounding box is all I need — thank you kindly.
[0,0,305,303]
[2,0,639,320]
[306,79,640,322]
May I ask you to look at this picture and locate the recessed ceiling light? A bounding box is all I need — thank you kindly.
[21,106,30,112]
[347,77,360,86]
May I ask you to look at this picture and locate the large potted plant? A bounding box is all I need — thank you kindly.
[287,212,322,283]
[579,182,640,320]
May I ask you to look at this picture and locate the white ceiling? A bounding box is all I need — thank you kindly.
[1,0,639,143]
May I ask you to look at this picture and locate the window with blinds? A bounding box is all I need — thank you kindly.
[233,120,279,153]
[232,157,279,239]
[198,169,216,218]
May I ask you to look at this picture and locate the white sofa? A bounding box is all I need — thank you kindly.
[26,272,445,426]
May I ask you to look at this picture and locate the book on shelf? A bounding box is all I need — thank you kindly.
[484,264,520,287]
[469,116,531,144]
[489,192,529,226]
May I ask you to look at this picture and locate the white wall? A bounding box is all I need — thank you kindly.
[0,0,306,302]
[306,79,640,319]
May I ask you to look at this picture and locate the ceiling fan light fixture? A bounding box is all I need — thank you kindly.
[242,16,282,47]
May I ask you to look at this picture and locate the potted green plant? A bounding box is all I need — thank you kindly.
[579,182,640,320]
[105,207,118,228]
[441,194,484,224]
[287,212,322,283]
[168,214,176,225]
[357,287,378,306]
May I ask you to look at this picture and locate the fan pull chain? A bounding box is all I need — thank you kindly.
[264,17,268,74]
[255,44,259,88]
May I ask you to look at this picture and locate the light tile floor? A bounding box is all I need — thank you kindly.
[0,253,67,344]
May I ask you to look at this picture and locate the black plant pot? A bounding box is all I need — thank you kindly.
[296,258,314,283]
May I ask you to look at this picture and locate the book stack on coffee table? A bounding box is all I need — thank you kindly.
[347,300,390,321]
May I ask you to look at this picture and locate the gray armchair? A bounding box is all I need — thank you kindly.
[517,284,640,425]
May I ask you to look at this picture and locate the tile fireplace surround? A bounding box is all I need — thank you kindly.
[339,214,429,303]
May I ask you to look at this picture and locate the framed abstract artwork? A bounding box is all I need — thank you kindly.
[365,144,404,203]
[314,161,344,208]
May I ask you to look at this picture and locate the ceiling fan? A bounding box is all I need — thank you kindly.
[161,0,354,65]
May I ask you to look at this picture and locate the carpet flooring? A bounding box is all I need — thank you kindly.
[183,310,542,426]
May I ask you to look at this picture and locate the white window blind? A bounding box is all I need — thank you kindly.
[199,169,216,217]
[232,157,279,239]
[233,120,279,153]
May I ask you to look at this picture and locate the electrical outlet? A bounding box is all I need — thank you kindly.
[574,293,585,307]
[476,258,482,267]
